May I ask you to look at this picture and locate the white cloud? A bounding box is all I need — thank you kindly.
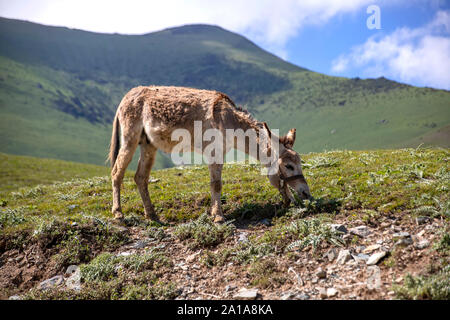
[331,10,450,90]
[0,0,375,59]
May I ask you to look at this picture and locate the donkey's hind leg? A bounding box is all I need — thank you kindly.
[111,137,139,220]
[134,136,158,220]
[208,163,225,223]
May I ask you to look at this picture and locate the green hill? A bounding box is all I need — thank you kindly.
[0,17,449,168]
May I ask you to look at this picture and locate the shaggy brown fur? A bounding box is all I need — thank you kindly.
[108,85,310,223]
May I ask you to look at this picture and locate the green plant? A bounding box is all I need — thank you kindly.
[393,265,450,300]
[248,259,286,289]
[173,213,235,248]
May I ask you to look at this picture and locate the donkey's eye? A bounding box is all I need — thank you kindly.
[285,165,294,171]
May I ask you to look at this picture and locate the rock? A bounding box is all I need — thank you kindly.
[380,221,391,229]
[38,275,64,290]
[280,291,296,300]
[149,178,160,183]
[8,295,22,300]
[414,239,430,249]
[133,240,149,249]
[186,251,201,263]
[288,267,303,286]
[233,288,259,300]
[68,204,78,210]
[71,222,78,227]
[260,218,271,226]
[65,265,79,275]
[296,293,310,300]
[393,232,410,239]
[415,216,430,225]
[366,251,387,265]
[118,251,132,257]
[352,253,370,263]
[327,288,338,298]
[324,248,338,262]
[315,267,327,279]
[349,225,371,238]
[330,224,348,234]
[318,287,327,299]
[395,237,413,247]
[366,266,381,290]
[336,249,352,265]
[237,233,248,243]
[176,262,189,271]
[363,244,381,254]
[66,267,81,291]
[417,230,426,237]
[225,285,236,293]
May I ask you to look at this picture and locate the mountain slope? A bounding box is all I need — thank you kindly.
[0,17,449,167]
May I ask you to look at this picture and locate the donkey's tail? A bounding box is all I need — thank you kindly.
[108,113,120,168]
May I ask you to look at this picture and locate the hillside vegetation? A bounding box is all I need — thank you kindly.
[0,17,449,168]
[0,153,110,195]
[0,148,448,300]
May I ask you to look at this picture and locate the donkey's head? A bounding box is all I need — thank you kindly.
[262,123,311,205]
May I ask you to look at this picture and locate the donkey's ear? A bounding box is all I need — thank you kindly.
[262,122,272,140]
[282,128,296,148]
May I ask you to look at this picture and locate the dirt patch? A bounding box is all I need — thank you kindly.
[1,210,448,300]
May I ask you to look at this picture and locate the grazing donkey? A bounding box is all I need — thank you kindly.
[108,86,311,223]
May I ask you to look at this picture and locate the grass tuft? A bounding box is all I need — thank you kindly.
[173,213,235,248]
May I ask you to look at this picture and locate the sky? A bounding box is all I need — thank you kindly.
[0,0,449,90]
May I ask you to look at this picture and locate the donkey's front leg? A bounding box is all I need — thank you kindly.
[208,163,225,223]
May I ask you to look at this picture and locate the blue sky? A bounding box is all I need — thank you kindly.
[0,0,449,89]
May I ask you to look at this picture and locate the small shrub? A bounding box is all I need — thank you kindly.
[261,218,344,253]
[81,252,117,282]
[121,281,179,300]
[434,231,450,253]
[0,208,26,228]
[393,265,450,300]
[147,227,167,242]
[232,241,275,265]
[413,198,449,219]
[81,251,170,283]
[173,213,235,248]
[248,259,286,289]
[53,230,91,267]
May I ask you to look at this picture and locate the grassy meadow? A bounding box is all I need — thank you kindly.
[0,148,448,299]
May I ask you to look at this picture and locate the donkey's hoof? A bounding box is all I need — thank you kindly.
[113,211,124,220]
[145,212,162,223]
[213,215,225,224]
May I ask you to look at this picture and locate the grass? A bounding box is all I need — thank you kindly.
[1,148,448,236]
[0,152,110,196]
[0,148,449,299]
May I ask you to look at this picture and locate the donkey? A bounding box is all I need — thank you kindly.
[108,86,311,223]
